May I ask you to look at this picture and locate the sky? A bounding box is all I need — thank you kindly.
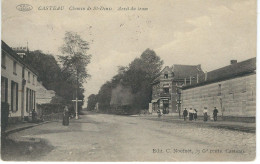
[2,0,256,107]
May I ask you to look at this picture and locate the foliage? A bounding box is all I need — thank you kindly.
[86,94,98,111]
[59,31,92,84]
[97,48,163,114]
[97,81,113,113]
[37,103,64,115]
[23,51,85,112]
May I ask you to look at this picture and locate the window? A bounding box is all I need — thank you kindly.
[163,88,169,93]
[13,61,17,75]
[1,52,6,69]
[33,75,35,85]
[164,74,168,79]
[22,67,25,78]
[218,84,221,96]
[1,76,8,103]
[26,88,29,112]
[242,80,246,92]
[26,88,35,113]
[11,81,18,112]
[28,72,31,83]
[228,82,233,94]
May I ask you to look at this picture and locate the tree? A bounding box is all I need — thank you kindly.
[98,81,113,113]
[86,94,98,111]
[24,50,74,103]
[59,31,92,118]
[96,48,163,114]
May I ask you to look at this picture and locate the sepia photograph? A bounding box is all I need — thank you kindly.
[1,0,257,161]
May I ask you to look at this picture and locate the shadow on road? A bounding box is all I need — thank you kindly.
[1,136,54,161]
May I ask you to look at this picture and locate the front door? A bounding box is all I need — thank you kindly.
[163,100,169,114]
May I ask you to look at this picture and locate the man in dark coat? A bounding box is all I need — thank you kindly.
[183,108,188,121]
[194,109,198,121]
[213,107,219,121]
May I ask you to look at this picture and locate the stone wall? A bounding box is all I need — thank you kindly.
[181,74,256,117]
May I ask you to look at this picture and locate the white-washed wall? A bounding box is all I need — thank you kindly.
[1,50,37,118]
[181,74,256,117]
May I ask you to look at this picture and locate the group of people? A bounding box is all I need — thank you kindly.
[183,108,198,121]
[183,107,219,122]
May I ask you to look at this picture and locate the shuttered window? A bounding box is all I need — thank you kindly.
[11,81,18,112]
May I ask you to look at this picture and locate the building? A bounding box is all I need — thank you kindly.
[1,40,38,122]
[12,46,29,59]
[180,58,256,121]
[151,64,204,114]
[36,81,56,104]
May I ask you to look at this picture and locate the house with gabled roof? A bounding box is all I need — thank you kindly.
[151,64,204,114]
[1,40,38,123]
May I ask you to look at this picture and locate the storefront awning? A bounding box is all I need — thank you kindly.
[151,99,160,103]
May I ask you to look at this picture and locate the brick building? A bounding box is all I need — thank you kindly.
[180,58,256,121]
[151,64,204,114]
[1,40,38,122]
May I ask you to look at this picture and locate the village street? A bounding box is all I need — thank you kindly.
[2,112,255,161]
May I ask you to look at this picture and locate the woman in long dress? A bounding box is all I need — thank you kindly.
[203,107,208,122]
[63,106,69,126]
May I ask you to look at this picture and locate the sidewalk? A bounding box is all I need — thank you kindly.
[2,121,52,136]
[139,114,256,133]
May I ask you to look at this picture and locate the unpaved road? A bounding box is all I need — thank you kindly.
[1,113,255,161]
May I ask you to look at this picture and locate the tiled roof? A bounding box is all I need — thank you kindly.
[173,64,203,79]
[151,64,203,84]
[182,57,256,89]
[1,40,38,76]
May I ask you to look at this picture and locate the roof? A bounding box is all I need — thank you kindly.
[173,64,203,79]
[151,64,203,84]
[182,57,256,89]
[1,40,38,76]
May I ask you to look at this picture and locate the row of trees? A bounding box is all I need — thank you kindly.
[24,32,91,113]
[87,49,163,114]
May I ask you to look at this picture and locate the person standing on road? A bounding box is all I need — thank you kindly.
[63,106,70,126]
[194,109,198,121]
[189,108,193,121]
[203,107,208,122]
[213,107,219,121]
[183,108,188,121]
[157,109,162,118]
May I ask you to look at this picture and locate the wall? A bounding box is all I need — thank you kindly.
[181,74,256,117]
[1,49,37,119]
[36,82,55,104]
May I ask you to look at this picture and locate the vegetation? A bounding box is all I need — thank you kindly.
[86,94,98,111]
[24,31,91,113]
[92,49,163,114]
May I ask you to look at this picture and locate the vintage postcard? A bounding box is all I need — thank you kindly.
[1,0,257,162]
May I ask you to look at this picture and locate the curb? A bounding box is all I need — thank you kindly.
[3,121,52,136]
[143,117,256,133]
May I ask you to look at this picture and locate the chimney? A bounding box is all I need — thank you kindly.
[230,60,237,65]
[197,64,201,71]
